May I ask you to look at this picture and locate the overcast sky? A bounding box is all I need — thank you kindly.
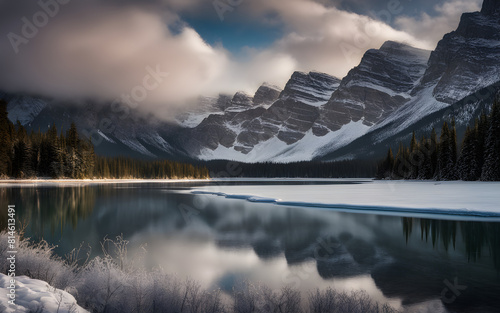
[0,0,482,115]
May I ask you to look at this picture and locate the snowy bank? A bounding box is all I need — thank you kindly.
[0,274,88,313]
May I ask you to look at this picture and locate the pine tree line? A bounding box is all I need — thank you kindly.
[204,159,378,178]
[377,96,500,181]
[0,100,209,179]
[94,157,209,179]
[0,102,95,179]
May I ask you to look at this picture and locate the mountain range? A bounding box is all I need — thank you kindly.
[3,0,500,163]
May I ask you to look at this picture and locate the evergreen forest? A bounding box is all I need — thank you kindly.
[377,97,500,181]
[0,100,209,179]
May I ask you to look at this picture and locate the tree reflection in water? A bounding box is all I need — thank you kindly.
[0,186,96,236]
[402,217,500,270]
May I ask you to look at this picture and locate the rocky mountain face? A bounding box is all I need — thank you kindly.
[177,71,342,159]
[253,83,282,107]
[3,1,500,163]
[0,92,47,126]
[481,0,500,15]
[181,41,430,161]
[279,71,340,106]
[321,81,500,162]
[416,1,500,104]
[322,0,500,161]
[313,41,430,136]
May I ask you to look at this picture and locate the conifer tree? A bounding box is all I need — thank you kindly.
[457,126,477,181]
[392,143,409,179]
[0,100,14,176]
[450,118,458,167]
[67,122,79,149]
[482,95,500,181]
[475,112,488,177]
[377,148,394,179]
[448,119,458,179]
[438,122,457,180]
[408,131,420,179]
[12,121,32,178]
[430,128,439,178]
[418,136,433,179]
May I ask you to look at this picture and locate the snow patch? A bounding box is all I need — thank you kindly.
[119,138,156,157]
[0,274,88,313]
[97,130,115,143]
[198,120,370,163]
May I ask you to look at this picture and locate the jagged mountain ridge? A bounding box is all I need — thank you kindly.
[279,71,341,106]
[321,81,500,162]
[313,41,430,136]
[181,40,432,161]
[324,0,500,161]
[416,2,500,104]
[185,40,432,161]
[178,71,341,159]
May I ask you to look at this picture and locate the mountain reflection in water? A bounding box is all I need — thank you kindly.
[1,182,499,312]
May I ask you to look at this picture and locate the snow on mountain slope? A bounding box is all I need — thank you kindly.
[198,120,370,162]
[354,3,500,147]
[369,86,449,143]
[318,2,500,161]
[279,71,341,106]
[175,96,225,128]
[313,42,430,137]
[416,7,500,105]
[319,81,500,162]
[179,72,341,159]
[97,129,115,143]
[176,84,282,128]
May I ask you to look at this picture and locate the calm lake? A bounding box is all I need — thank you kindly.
[1,180,499,312]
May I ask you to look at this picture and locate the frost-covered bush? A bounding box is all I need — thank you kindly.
[233,283,301,313]
[308,288,400,313]
[0,232,74,289]
[0,232,400,313]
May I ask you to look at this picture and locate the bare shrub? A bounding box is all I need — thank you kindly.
[0,232,74,289]
[308,288,401,313]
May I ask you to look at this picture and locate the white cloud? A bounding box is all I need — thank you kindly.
[395,0,482,47]
[221,0,428,86]
[0,4,232,116]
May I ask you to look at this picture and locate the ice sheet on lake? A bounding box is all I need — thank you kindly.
[192,180,500,218]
